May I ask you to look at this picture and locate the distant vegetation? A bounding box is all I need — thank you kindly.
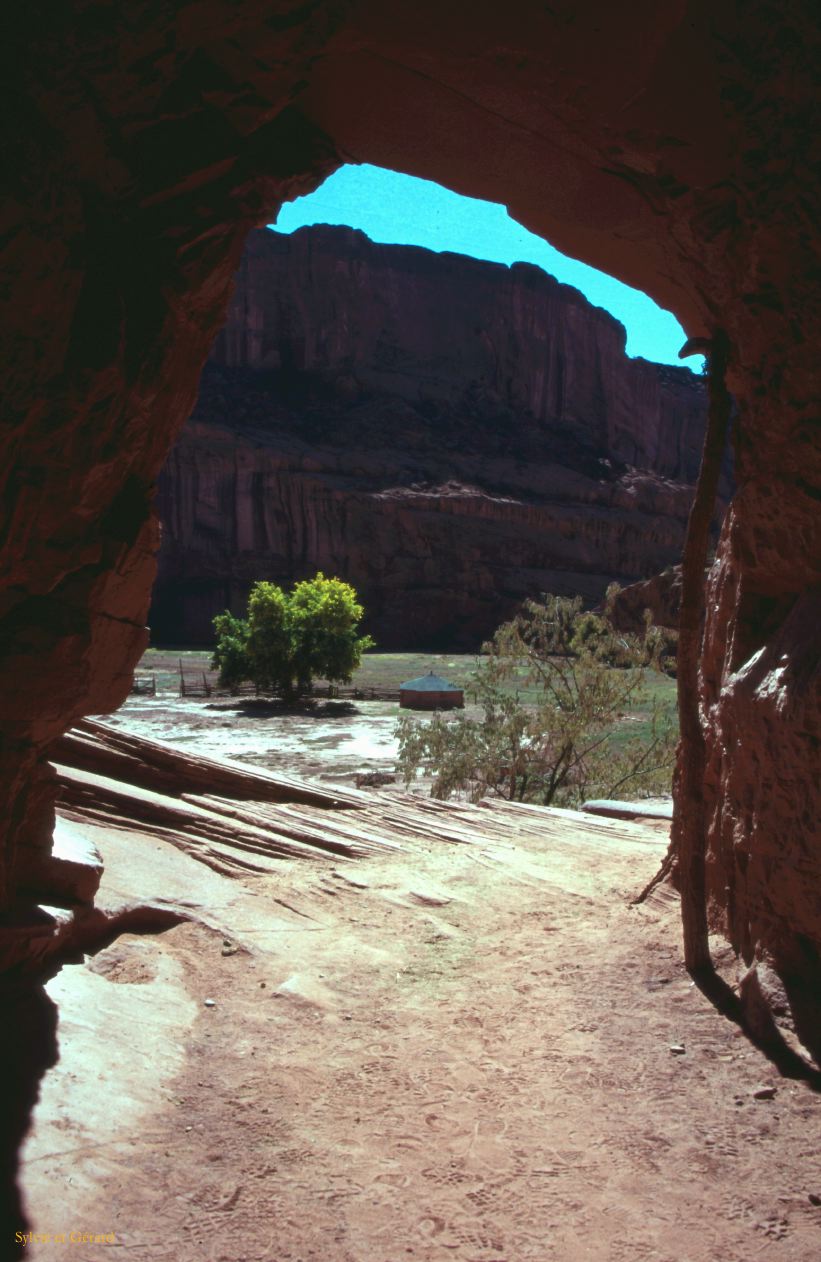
[396,594,677,807]
[211,574,374,702]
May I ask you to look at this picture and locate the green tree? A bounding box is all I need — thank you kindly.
[212,573,374,700]
[210,611,250,690]
[396,594,676,807]
[244,581,293,694]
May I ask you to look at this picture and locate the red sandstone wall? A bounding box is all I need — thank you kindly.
[152,225,717,648]
[213,226,710,482]
[153,415,698,649]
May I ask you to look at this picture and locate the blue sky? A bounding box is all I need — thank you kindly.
[272,164,697,370]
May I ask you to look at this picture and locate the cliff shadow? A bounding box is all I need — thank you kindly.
[692,967,821,1090]
[0,977,58,1255]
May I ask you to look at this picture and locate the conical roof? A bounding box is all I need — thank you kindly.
[400,672,461,692]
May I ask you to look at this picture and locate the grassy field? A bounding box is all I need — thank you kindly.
[141,647,677,719]
[139,648,482,693]
[612,668,678,732]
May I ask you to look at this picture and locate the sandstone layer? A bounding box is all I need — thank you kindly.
[153,226,716,648]
[2,4,819,1037]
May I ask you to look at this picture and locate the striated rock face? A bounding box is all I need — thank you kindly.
[215,226,712,481]
[152,226,716,648]
[3,2,819,1044]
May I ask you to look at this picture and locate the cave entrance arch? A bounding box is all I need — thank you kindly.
[4,3,819,1041]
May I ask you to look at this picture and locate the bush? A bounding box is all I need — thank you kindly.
[396,594,676,807]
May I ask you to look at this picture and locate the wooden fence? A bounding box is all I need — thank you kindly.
[176,663,400,702]
[130,674,157,696]
[319,684,401,702]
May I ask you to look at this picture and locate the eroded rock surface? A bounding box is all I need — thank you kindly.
[152,227,718,648]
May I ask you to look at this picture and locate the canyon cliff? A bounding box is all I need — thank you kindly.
[152,226,718,649]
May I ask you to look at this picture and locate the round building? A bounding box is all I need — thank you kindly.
[399,672,464,711]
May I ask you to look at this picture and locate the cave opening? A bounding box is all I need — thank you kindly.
[147,162,719,654]
[3,13,819,1245]
[3,1,815,993]
[271,162,703,368]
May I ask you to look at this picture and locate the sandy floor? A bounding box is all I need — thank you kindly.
[20,781,821,1261]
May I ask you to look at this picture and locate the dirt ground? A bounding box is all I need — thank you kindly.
[20,757,821,1262]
